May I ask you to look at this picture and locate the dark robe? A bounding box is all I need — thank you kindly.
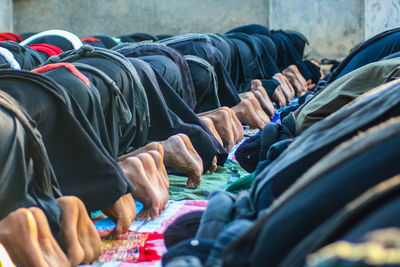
[185,78,400,266]
[72,62,131,159]
[0,90,62,235]
[82,35,119,49]
[281,174,400,267]
[225,33,280,94]
[224,116,400,267]
[138,55,186,103]
[252,76,400,213]
[207,34,232,71]
[284,30,309,57]
[113,43,197,110]
[47,45,150,155]
[226,24,272,37]
[128,57,227,169]
[270,30,313,80]
[185,55,221,113]
[119,33,158,43]
[0,69,133,211]
[328,28,400,82]
[34,63,115,159]
[0,41,45,70]
[159,34,241,107]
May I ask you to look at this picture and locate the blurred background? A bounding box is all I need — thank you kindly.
[1,0,399,60]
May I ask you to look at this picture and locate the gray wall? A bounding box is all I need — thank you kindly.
[270,0,364,60]
[4,0,400,59]
[13,0,269,37]
[0,0,13,32]
[365,0,400,39]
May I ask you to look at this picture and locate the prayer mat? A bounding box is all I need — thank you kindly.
[86,200,207,267]
[168,159,249,201]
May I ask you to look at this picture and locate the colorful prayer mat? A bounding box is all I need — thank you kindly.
[86,200,207,266]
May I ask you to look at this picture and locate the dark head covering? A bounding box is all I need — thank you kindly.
[271,30,313,80]
[114,42,197,110]
[93,35,119,49]
[0,41,45,70]
[284,30,309,57]
[225,24,272,37]
[159,34,241,107]
[119,32,158,43]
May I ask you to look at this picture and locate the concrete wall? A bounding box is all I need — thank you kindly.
[13,0,269,37]
[365,0,400,39]
[6,0,400,59]
[0,0,13,32]
[269,0,364,60]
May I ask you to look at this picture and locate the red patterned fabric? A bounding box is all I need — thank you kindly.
[96,230,163,263]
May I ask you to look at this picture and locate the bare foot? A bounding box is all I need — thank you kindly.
[136,152,169,217]
[207,156,218,174]
[102,193,136,237]
[198,108,235,152]
[146,149,170,190]
[239,92,270,126]
[218,106,244,145]
[250,81,276,115]
[119,154,166,220]
[118,142,163,162]
[57,196,101,265]
[232,99,268,130]
[160,134,203,188]
[199,116,224,146]
[0,208,69,267]
[282,65,308,96]
[273,73,295,103]
[251,79,262,89]
[271,85,287,109]
[253,89,275,118]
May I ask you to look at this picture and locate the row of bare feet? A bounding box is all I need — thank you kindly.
[0,197,101,267]
[0,133,208,266]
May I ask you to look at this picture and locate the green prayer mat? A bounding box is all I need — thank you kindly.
[168,159,249,200]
